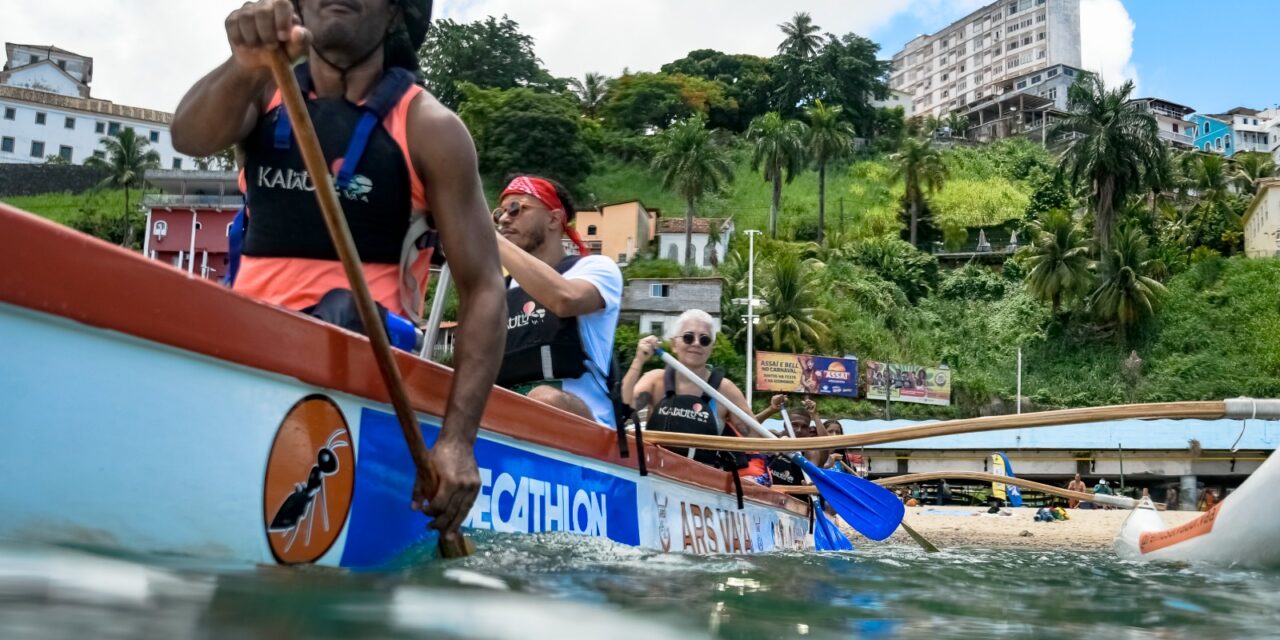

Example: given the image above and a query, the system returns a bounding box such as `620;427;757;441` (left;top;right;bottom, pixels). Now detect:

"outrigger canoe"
1114;447;1280;568
0;204;812;567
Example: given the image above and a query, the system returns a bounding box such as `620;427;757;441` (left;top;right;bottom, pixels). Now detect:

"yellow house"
1243;178;1280;259
573;200;658;264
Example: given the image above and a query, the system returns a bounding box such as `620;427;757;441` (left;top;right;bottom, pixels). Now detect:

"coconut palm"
85;127;161;248
756;250;833;353
568;72;610;118
777;12;823;59
1023;210;1094;315
805;100;856;246
651;116;734;268
1232;151;1277;195
945;112;971;139
1052;73;1163;252
1087;224;1166;343
747;112;809;239
889;132;948;246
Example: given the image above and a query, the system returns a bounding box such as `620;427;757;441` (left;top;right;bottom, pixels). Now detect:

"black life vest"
496;255;592;389
768;454;805;487
645;367;734;467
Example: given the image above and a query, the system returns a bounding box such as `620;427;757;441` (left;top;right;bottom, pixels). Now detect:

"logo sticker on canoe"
263;395;355;564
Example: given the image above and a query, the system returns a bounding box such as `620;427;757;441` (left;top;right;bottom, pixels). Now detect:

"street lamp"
743;229;763;407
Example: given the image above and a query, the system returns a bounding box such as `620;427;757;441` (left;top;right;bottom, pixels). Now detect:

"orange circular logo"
263;396;355;564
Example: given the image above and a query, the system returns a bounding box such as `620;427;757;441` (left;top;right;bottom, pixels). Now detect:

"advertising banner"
754;351;859;398
864;361;952;406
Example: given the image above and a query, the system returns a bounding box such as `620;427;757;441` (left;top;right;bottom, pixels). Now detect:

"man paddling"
171;0;506;538
493;175;623;425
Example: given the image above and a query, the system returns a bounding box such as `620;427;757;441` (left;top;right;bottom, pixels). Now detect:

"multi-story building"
1129;98;1196;149
620;277;724;337
1189;107;1274;157
0;43;193;168
1243;178;1280;259
573;200;657;265
656;217;733;268
890;0;1082;118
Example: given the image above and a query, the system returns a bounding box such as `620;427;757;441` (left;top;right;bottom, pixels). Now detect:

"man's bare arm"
495;235;604;317
172;0;308;157
410;95;506;533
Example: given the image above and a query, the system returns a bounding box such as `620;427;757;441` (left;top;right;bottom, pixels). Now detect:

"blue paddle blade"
813;501;854;551
794;454;904;541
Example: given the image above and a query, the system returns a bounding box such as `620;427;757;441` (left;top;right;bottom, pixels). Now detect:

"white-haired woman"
622;309;776;474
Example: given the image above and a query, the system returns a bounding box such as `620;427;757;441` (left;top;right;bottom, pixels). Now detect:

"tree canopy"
421;16;562;110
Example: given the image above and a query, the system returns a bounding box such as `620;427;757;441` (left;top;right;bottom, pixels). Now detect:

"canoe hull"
1114;448;1280;567
0;301;810;567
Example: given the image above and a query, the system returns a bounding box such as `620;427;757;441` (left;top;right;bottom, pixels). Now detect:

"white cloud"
2;0;1017;111
1079;0;1140;92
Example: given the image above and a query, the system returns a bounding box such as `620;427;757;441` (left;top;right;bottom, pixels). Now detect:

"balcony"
1158;130;1193;146
141;194;244;209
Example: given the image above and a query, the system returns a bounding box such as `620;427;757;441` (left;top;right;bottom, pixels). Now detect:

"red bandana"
500;177;589;256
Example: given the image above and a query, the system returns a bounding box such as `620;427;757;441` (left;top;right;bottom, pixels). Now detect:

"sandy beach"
844;505;1204;551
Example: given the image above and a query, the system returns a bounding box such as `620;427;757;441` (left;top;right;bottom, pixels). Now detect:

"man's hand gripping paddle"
654;348;904;542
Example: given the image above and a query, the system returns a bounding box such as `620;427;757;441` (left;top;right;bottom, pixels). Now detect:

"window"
1047;68;1058;78
1216;138;1223;149
172;158;182;170
1043;88;1057;101
650;321;665;338
95;121;105;134
57;60;66;70
58;145;72;162
35;112;46;125
64;116;75;129
1023;36;1032;45
3;107;13;120
150;131;159;143
108;122;121;136
650;284;671;298
0;137;12;153
1065;68;1076;76
1017;81;1027;89
153;220;168;238
1038;31;1046;41
1031;74;1042;83
1172;123;1179;133
586;224;598;236
92;150;104;159
30;141;44;158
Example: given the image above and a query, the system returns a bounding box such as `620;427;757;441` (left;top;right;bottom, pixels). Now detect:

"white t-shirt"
508;255;622;427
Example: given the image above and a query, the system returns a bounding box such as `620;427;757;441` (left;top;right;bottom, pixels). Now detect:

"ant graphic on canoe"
269;429;350;552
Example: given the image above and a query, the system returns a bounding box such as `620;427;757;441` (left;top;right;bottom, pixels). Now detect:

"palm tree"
757;250;833;353
85;127;161;248
1052;73;1163;252
889;132;948;246
777;12;823;59
568;72;610;118
651;117;734;268
945;112;971;139
1232;151;1277;195
747;112;808;239
1184;153;1241;252
805;100;855;246
1087;224;1167;343
1023;210;1094;315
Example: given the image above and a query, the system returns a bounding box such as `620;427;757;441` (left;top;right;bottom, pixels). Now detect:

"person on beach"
493;175;622;425
171;0;507;539
1067;473;1087;508
624;310;773;470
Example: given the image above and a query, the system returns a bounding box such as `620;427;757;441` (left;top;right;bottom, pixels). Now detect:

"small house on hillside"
656;217;733;267
572;200;658;265
621;277;723;338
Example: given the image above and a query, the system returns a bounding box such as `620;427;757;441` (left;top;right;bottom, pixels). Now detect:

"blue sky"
870;0;1278;114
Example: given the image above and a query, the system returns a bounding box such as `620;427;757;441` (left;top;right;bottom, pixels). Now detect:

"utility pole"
883;362;892;420
744;229;763;408
1016;348;1022;415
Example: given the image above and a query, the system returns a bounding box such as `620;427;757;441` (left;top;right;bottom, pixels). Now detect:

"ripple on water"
0;539;1277;639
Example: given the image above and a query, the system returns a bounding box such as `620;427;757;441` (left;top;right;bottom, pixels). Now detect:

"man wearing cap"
171;0;506;539
494;175;623;426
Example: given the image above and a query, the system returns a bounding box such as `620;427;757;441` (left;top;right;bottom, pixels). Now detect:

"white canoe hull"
1115;449;1280;567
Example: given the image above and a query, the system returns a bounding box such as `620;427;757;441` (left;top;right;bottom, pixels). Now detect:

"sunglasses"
680;332;713;347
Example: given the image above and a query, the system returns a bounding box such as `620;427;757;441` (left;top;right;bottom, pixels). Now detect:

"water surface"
2;535;1276;639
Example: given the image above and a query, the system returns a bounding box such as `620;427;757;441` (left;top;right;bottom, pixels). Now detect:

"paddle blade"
813;502;854;551
796;455;904;541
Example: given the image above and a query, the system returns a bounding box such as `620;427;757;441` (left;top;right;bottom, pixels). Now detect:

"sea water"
1;534;1277;639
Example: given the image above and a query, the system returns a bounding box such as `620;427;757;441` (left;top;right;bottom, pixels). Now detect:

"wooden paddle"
267;49;472;559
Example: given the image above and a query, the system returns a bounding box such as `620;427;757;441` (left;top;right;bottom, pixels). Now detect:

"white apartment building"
1227;107;1272;155
0;43;193;168
890;0;1082;118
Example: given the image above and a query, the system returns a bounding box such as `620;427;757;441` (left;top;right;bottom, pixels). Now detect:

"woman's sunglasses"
680;332;713;347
